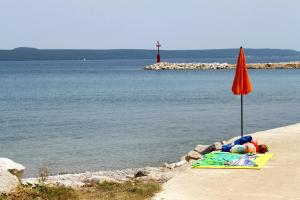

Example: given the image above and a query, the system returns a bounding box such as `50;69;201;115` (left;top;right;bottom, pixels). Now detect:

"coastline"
20;123;299;192
21;167;176;188
154;123;300;200
144;61;300;70
1;122;299;198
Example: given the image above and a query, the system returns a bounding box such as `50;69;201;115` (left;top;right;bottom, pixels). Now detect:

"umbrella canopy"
232;47;252;137
232;47;252;95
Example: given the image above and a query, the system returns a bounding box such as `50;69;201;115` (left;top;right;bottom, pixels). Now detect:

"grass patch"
79;181;161;200
0;181;161;200
0;184;78;200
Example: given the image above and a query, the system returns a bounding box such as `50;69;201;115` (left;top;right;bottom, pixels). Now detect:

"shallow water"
0;58;300;177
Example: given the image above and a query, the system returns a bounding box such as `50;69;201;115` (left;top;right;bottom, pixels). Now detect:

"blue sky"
0;0;299;50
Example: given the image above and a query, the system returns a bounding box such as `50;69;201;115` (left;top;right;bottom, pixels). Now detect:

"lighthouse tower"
156;41;161;63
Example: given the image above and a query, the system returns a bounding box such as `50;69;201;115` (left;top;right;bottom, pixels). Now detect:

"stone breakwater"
144;61;300;70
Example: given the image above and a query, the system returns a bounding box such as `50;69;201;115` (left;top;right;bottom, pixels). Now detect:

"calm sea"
1;58;300;177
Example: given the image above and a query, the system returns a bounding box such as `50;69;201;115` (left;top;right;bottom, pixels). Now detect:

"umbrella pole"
241;94;244;137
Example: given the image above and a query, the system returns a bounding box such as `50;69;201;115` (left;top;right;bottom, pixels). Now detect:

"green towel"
192;152;243;167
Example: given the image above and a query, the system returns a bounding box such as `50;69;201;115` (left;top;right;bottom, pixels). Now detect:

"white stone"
0;169;19;194
21;178;39;186
89;176;118;184
164;162;176;169
54;180;85;188
0;158;25;179
175;160;187;167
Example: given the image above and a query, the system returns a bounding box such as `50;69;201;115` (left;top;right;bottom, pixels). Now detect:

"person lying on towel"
222;136;268;154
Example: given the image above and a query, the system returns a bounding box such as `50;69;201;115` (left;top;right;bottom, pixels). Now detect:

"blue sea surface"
0;58;300;177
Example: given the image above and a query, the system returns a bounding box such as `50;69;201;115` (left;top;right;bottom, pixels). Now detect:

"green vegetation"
79;181;161;200
0;184;78;200
0;181;161;200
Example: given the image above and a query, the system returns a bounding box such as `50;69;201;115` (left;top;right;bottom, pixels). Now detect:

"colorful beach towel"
192;152;273;169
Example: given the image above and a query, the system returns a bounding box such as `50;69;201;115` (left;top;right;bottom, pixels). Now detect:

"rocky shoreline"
144;61;300;70
0;139;225;193
21;167;174;188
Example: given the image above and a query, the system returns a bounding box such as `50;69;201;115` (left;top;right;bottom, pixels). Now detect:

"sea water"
0;58;300;177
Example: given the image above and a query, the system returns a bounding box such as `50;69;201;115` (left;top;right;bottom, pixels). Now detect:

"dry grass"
0;181;161;200
0;184;78;200
38;163;50;182
79;181;161;200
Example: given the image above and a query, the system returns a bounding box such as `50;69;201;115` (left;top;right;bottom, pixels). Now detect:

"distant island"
0;47;300;61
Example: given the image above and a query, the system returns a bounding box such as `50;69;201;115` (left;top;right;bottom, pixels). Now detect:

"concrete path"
154;123;300;200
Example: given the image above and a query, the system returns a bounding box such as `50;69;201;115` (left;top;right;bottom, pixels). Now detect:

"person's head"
258;144;268;153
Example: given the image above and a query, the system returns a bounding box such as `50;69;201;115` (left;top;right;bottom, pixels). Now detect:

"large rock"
194;142;223;155
0;158;25;179
194;144;215;154
134;170;149;178
194;145;209;154
0;169;19;194
213;142;223;151
186;150;201;161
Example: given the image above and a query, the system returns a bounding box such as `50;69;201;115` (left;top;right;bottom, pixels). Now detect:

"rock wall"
144;62;300;70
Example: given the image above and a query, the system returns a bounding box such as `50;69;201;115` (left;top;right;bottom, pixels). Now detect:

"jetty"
154;123;300;200
144;61;300;70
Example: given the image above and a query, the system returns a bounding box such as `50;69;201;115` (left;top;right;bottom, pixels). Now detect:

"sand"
154;123;300;200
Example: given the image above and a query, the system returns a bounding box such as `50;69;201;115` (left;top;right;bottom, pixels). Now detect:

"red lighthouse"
156;41;161;63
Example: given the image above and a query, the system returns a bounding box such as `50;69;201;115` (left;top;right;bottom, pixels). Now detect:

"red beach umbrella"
232;47;252;137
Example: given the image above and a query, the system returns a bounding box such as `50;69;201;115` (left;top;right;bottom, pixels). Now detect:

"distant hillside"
0;48;299;61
